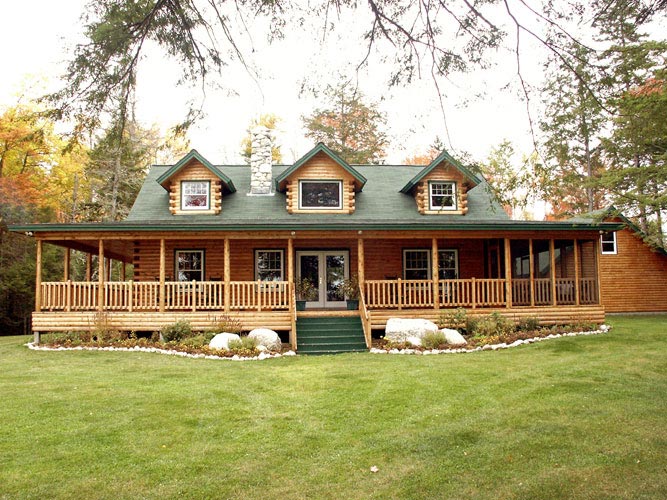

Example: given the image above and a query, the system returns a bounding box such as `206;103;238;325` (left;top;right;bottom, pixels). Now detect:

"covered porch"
30;229;605;349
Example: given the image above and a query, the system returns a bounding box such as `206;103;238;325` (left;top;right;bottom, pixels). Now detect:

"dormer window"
299;180;342;210
181;181;210;210
429;181;456;211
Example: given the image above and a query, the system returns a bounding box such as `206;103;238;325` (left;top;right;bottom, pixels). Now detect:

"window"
403;249;431;279
438;249;459;279
429;181;457;211
299;180;342;209
175;250;204;281
181;181;210;210
255;250;284;281
601;232;617;254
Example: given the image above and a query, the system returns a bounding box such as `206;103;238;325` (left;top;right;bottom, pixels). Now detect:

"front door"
296;251;349;308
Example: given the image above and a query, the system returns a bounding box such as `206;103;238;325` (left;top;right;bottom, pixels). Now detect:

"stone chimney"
249;125;273;195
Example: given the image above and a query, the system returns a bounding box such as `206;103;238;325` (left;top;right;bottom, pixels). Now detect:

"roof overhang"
400;149;482;193
155;149;236;193
274;143;367;192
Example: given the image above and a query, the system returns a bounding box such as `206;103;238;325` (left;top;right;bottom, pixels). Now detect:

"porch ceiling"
45;238;133;263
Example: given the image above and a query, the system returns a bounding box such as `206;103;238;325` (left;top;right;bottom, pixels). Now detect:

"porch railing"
40;280;291;312
364;277;599;309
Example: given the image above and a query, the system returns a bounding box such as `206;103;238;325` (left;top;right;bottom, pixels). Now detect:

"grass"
1;315;666;500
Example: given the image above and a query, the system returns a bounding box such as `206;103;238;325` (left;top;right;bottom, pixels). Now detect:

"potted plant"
295;278;317;311
341;274;360;310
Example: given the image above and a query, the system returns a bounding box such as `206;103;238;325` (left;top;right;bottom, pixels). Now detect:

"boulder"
209;332;240;350
248;328;282;351
385;318;439;343
440;328;467;346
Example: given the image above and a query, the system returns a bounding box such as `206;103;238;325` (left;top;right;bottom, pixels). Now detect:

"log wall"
414;162;470;215
168;161;223;215
599;228;667;312
284;151;357;214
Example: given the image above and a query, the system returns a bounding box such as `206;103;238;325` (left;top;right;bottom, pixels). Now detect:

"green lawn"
1;316;666;500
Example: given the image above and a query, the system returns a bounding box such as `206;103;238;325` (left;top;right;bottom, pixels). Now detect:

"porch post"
504;238;512;308
431;238;439;310
85;253;92;281
35;239;42;313
63;248;71;281
288;237;295;350
224;237;230;312
357;237;365;290
574;239;580;305
594;235;602;306
529;239;535;307
121;262;127;281
550;239;557;306
98;240;105;312
159;239;166;313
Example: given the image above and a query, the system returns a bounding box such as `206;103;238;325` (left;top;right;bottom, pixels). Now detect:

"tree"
403;137;444;165
240;114;282;164
86;113;155;221
600;76;667;249
48;1;667;138
303;81;388;164
539;43;607;217
479;140;538;219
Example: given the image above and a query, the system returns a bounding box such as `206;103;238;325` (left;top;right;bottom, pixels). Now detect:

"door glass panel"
300;255;320;303
326;254;345;302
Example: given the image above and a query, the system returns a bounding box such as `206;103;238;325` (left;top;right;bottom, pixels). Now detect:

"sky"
0;0;555;167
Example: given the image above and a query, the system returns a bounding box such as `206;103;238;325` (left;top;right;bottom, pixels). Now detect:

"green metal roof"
274;143;367;192
9;162;623;235
400;149;482;194
155;149;236;193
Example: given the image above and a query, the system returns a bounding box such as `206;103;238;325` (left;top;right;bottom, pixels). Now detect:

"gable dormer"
156;150;236;215
275;143;366;214
400;150;481;215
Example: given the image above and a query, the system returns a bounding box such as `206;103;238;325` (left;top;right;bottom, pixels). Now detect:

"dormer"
275;143;366;214
400;150;481;215
156;150;236;215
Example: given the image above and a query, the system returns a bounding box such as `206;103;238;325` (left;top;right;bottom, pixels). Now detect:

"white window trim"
600;232;617;255
438;249;459;279
298;180;343;210
403;249;431;280
175;249;205;282
181;180;211;211
428;181;457;211
254;249;285;281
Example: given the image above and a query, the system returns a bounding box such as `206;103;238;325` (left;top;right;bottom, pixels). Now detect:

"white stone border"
26;343;296;361
370;324;611;355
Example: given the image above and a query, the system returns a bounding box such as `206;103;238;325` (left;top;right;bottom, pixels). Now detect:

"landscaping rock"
209;333;240;350
248;328;282;351
440;327;467;346
385;318;439;343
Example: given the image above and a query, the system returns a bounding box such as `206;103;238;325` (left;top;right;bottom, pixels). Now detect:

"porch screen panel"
578;240;599;304
532;240;552;305
554;240;576;304
510;240;530;305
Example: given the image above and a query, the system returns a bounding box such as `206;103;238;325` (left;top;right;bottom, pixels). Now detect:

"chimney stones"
249;126;273;195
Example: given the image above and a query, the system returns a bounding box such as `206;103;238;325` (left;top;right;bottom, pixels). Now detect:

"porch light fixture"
291;231;296;236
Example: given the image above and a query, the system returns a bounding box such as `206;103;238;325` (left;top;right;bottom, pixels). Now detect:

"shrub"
180;335;210;348
161;320;193;343
517;316;540;332
438;307;467;329
212;315;243;334
470;312;515;338
228;336;259;356
421;330;448;349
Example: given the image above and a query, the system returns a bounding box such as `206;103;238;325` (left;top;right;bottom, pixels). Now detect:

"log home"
11;128;631;352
